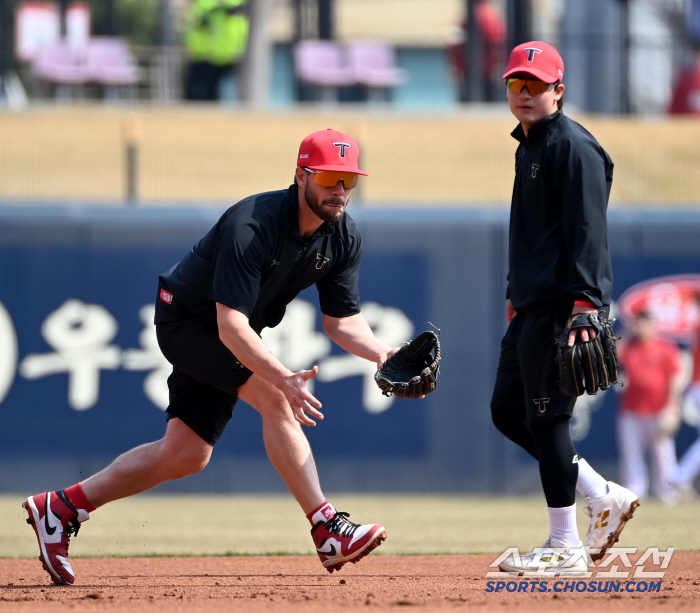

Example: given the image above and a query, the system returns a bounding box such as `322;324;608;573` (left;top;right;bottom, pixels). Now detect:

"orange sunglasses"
506;78;556;96
305;168;359;189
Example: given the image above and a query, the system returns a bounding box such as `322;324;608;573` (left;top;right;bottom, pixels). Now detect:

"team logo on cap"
333;142;351;158
523;47;542;62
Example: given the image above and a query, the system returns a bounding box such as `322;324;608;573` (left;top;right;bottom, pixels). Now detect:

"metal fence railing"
0;107;698;206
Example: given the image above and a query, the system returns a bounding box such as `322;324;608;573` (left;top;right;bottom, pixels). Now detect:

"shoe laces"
324;512;358;538
539;537;578;562
518;538;561;563
54;491;82;540
48;512;81;558
66;516;82;539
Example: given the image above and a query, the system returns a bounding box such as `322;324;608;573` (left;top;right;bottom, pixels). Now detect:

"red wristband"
574;300;596;308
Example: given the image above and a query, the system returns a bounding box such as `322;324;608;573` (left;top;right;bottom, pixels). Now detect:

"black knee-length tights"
492;406;579;508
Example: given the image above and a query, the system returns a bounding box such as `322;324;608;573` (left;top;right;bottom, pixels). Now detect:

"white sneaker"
498;536;590;577
584;481;640;561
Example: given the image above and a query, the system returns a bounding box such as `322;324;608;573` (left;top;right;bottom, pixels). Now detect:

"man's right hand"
280;366;324;427
567;304;598;347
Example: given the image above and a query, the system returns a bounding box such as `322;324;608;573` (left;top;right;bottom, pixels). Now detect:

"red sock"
63;482;96;513
306;501;335;526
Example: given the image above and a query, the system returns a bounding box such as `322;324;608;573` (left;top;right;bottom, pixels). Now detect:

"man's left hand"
376;346;400;368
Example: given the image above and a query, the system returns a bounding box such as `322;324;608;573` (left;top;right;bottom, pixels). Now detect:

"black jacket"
507;110;614;313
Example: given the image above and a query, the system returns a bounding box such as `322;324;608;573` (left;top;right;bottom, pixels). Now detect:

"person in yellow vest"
184;0;250;101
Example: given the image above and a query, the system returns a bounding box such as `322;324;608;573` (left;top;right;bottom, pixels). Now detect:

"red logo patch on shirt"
160;289;173;304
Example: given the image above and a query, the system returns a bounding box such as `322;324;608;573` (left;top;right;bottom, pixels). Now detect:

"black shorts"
490;308;576;424
156;318;254;445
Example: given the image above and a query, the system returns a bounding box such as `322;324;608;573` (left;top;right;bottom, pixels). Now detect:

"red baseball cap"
297;129;368;175
503;41;564;83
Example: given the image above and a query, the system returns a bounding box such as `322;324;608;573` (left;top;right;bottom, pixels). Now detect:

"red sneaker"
23;491;90;585
311;511;386;573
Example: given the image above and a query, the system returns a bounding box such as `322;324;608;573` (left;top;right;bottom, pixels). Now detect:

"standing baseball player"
23;129;396;585
617;312;683;504
673;292;700;498
492;42;639;574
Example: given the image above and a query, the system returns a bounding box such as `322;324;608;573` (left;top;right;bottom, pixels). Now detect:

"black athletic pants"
490;308;579;508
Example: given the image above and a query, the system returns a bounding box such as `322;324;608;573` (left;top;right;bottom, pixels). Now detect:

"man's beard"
305;183;347;223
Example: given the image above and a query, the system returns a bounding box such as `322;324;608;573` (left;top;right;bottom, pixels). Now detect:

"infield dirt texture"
2;552;699;612
1;495;699;611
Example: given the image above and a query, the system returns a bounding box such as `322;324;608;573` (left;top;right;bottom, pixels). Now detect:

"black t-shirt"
155;185;362;333
507;111;614;312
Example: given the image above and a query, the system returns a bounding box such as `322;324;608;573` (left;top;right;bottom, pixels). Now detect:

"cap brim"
503;67;559;83
305;164;368;176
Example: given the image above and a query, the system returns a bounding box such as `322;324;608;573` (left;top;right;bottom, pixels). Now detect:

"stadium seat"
293;40;355;102
31;38;141;101
31;42;87;84
347;41;408;101
85;37;141;100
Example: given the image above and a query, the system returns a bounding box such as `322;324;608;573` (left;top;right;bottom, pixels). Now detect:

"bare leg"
238;374;325;515
81;418;213;508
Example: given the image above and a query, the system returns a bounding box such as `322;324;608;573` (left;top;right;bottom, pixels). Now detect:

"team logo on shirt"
315;253;330;269
532;397;550;413
159;289;173;304
333;142;350;158
531;164;539;178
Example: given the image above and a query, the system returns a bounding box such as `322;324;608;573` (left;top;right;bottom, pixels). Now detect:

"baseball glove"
557;312;619;396
375;330;441;399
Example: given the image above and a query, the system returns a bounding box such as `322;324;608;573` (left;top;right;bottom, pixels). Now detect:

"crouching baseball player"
492;42;639;576
23;129;397;585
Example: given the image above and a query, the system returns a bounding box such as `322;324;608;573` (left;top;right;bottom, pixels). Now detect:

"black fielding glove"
374;330;441;399
557;312;619;396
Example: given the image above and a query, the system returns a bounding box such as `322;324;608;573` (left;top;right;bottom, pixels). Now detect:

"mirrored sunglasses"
305;168;359;189
506;78;554;96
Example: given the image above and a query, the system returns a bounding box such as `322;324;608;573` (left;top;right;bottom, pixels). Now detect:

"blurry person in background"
617;311;684;505
672;292;700;499
668;48;700;115
668;0;700;114
184;0;249;101
447;0;507;102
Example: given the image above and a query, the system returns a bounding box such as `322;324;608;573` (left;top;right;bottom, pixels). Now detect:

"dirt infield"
1;552;698;612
